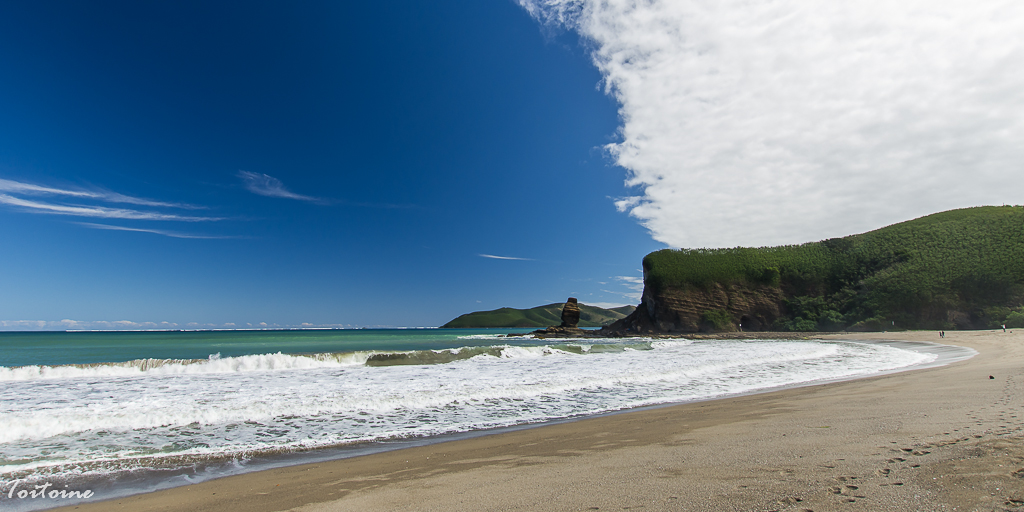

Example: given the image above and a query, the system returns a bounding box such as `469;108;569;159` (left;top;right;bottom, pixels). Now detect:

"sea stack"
526;297;592;338
560;297;580;328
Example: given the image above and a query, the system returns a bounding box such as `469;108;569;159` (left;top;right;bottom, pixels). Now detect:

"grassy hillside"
643;206;1024;331
442;303;636;328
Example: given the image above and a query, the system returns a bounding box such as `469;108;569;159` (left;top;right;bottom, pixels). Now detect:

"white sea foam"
0;339;937;486
0;343;646;382
0;352;374;381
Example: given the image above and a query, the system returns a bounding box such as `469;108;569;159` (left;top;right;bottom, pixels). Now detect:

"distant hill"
608;206;1024;333
442;303;636;328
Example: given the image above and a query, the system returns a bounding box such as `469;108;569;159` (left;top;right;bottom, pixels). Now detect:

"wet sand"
51;330;1024;512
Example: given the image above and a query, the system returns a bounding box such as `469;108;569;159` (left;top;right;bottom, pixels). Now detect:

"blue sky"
4;0;1023;330
0;0;660;329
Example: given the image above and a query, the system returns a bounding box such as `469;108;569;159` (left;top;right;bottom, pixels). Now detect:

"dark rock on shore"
526;298;600;338
560;298;580;328
528;325;594;338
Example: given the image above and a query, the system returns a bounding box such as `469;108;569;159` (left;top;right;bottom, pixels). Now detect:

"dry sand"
52;330;1024;512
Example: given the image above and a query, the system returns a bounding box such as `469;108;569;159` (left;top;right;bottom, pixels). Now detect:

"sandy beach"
50;330;1024;512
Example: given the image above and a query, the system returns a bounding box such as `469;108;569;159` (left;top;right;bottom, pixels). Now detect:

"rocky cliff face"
602;279;785;335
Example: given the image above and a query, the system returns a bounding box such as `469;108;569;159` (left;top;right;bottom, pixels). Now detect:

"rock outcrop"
559;298;580;327
522;286;785;337
528;297;594;338
601;280;785;335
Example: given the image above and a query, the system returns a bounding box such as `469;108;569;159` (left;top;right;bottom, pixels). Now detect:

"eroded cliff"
602;280;784;335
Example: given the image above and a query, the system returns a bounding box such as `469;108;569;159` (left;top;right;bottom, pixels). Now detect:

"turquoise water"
0;328;537;367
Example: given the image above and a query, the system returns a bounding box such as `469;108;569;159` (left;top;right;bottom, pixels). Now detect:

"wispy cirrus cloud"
76;223;238;239
0;176;226;239
520;0;1024;248
238;171;322;202
600;275;644;302
334;199;417;209
479;253;534;261
0;194;219;221
0;177;202;209
586;301;633;309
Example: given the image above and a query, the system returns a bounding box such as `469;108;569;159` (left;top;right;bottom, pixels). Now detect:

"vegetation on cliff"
642;206;1024;331
442;303;635;328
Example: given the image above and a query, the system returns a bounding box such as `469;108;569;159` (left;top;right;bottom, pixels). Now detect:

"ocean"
0;329;968;510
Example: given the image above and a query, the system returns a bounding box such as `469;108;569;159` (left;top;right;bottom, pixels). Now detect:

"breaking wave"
0;341;661;381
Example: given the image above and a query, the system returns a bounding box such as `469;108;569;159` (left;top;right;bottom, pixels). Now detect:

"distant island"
442;302;635;328
604;206;1024;334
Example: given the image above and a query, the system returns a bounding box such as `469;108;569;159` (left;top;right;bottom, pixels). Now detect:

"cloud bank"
0;319;182;331
520;0;1024;248
0;319;363;331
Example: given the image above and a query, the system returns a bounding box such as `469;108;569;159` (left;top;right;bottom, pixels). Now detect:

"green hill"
642;206;1024;331
442;303;636;328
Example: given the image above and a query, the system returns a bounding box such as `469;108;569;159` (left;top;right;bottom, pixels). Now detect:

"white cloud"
614;275;643;290
238;171;321;202
603;275;644;302
478;253;534;261
0;319;365;331
77;222;235;239
520;0;1024;247
0;319;181;331
0;178;201;209
0;320;47;329
0;194;219;221
585;301;633;309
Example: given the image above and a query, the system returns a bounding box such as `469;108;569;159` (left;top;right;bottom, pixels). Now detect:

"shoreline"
4;335;958;507
36;330;1024;511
